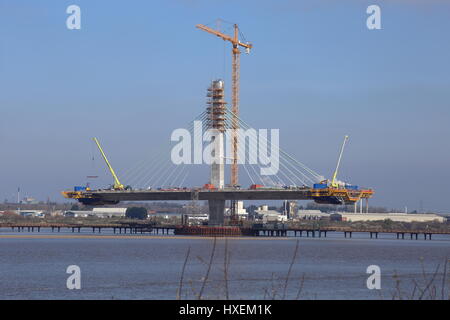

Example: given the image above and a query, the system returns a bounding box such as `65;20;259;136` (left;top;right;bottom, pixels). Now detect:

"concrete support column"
210;131;225;189
208;199;225;225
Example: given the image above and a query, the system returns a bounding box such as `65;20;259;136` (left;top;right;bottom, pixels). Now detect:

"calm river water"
0;229;449;300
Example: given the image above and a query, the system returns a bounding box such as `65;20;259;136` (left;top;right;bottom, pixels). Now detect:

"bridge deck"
62;186;374;206
78;189;313;201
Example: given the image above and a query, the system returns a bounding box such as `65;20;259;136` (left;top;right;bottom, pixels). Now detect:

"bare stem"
198;237;217;300
282;240;300;300
176;246;191;300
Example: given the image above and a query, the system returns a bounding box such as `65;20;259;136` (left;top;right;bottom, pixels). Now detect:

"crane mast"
93;137;124;190
331;135;349;188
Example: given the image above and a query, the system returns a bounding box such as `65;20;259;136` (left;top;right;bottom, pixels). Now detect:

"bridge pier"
208;199;225;226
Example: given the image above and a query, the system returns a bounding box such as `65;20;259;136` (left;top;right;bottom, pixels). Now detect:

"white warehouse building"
337;212;446;223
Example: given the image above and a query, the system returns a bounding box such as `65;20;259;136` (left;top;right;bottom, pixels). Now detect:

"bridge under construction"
62;20;374;227
62;187;374;225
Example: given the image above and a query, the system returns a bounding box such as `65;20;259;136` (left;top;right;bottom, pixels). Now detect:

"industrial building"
225;201;248;219
335;212;446;223
92;207;127;217
296;210;330;220
64;208;127;218
64;211;90;218
255;205;288;223
16;210;45;218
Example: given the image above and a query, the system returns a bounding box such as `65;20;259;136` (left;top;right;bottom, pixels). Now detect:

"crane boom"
195;24;253;49
331;135;349;188
93;137;124;190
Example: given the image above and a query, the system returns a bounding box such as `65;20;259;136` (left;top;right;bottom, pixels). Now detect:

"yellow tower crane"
93;137;124;190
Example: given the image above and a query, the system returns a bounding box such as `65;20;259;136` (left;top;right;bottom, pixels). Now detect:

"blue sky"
1;0;449;212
